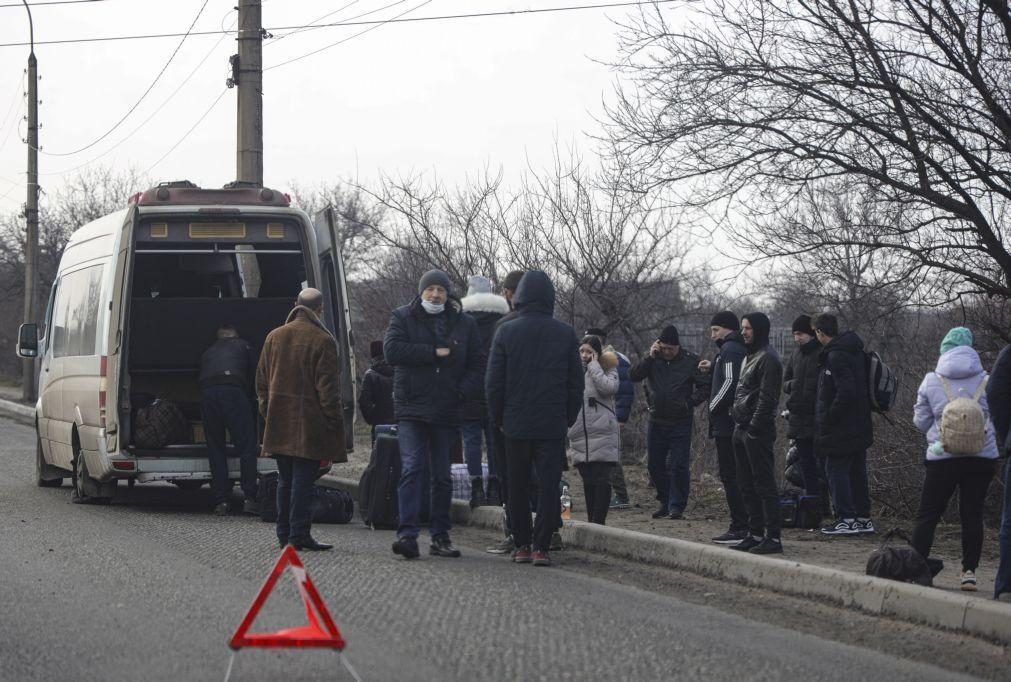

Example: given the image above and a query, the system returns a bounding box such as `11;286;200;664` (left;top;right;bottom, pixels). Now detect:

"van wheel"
36;437;63;488
72;446;112;505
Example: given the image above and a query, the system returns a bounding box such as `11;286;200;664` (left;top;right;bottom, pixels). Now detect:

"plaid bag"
134;399;192;449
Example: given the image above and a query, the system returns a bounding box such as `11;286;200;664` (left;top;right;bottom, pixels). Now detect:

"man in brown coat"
256;288;346;551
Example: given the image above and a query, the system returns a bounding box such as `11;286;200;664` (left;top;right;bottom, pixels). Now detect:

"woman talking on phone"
568;335;621;525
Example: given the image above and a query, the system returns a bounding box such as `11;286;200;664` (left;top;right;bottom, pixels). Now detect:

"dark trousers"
911;458;995;571
825;450;870;519
577;461;615;525
505;438;563;552
733;427;781;538
609;462;629;500
275;455;318;544
463;418;497;478
647;421;692;514
714;435;748;532
996;459;1011;598
795;437;823;496
200;385;258;503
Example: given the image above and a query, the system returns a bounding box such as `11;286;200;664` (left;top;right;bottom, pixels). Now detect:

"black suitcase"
359;433;401;530
312;485;355;524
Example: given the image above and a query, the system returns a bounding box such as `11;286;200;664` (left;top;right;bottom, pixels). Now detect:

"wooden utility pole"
235;0;263;186
22;0;39;403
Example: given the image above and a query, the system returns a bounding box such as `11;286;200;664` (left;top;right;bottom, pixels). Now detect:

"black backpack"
865;351;897;413
866;529;932;586
311;485;355;524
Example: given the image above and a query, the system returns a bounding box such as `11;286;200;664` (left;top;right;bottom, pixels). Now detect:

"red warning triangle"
229;545;346;651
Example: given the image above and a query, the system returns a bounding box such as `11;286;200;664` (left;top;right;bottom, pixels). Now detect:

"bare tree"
288;181;386;277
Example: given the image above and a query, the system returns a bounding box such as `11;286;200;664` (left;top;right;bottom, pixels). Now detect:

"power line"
0;1;677;48
40;0;211;156
269;0;362;42
0;0;108;8
142;87;227;176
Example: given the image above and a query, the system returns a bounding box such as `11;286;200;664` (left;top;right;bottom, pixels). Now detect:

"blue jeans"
275;455;318;544
996;459;1011;599
647;421;692;514
462;418;497;479
200;385;258;503
397;421;456;540
825;450;870;519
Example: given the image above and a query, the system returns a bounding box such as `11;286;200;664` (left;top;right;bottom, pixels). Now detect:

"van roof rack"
131;183;290;208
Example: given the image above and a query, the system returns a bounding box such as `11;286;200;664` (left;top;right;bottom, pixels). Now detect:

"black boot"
469;477;486;509
485;476;502;506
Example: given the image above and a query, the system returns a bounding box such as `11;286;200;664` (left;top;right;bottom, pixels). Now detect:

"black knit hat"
418;269;452;294
659;325;680;345
369;340;384;359
709;310;738;331
792;314;814;335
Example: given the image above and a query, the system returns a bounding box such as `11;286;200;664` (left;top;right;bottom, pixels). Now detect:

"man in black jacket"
385;270;482;560
784;315;823;497
199;324;258;516
730;312;784;555
358;340;394;444
988;344;1011;600
701;311;749;543
813;313;875;536
486;270;584;567
631;325;708;520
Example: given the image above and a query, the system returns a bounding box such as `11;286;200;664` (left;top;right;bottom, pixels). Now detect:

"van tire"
36;436;63;488
72;445;113;505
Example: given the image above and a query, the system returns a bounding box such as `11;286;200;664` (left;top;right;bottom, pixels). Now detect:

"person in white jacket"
568;335;621;525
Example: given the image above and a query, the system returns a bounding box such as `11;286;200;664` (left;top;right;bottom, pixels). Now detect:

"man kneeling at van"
200;324;259;515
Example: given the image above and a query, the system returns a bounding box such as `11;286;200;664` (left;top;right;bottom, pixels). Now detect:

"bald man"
256;288;347;552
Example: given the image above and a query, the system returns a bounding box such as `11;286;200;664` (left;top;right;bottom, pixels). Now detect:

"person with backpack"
358;340;394;444
911;327;999;592
812;313;876;537
987;342;1011;601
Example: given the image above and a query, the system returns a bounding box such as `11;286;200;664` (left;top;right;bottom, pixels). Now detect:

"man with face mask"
385;270;482;561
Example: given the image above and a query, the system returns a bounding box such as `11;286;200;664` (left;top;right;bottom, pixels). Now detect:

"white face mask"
421;300;445;315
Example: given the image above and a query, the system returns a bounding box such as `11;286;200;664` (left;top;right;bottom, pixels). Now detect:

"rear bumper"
97;445;332;483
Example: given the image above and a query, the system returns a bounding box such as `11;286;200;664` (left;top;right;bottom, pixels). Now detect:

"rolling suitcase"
359;432;401;530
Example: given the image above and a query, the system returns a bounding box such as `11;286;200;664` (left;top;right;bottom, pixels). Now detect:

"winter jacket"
383;297;482;426
814;331;874;457
358;358;394;427
199;336;256;390
485;271;585;440
986;343;1011;455
612;350;635;424
783;337;821;439
913;346;999;462
708;331;747;437
631;348;708;426
256;307;346;463
732;348;784;439
568;352;621;465
460;292;510;421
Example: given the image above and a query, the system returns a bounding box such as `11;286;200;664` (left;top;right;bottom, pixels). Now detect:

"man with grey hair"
257;287;347;551
200;323;258;516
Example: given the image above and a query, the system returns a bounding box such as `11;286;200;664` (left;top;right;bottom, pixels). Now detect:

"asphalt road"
0;417;992;681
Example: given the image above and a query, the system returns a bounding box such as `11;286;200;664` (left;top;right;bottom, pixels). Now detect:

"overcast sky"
0;0;660;212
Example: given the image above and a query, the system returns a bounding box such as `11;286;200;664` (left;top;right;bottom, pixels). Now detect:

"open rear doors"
313;207;356;452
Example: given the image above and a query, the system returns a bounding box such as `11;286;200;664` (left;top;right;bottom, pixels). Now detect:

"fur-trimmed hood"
461;292;510;315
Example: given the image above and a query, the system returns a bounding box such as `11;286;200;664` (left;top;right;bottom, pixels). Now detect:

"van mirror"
17;323;39;358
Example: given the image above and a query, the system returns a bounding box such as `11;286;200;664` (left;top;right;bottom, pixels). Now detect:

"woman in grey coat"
568;335;621;525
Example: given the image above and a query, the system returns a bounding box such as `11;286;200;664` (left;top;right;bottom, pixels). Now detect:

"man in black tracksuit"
730;312;784;555
702;311;749;543
486;270;584;566
783;315;823;498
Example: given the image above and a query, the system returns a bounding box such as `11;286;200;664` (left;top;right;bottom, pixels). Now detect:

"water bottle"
560;485;572;521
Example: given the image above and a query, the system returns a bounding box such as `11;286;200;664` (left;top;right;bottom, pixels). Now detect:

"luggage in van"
359;431;401;530
133;399;192;449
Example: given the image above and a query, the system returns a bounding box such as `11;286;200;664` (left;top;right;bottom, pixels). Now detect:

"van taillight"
99;356;108;427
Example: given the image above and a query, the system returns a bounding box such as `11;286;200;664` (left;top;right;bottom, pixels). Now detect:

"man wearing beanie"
729;312;785;554
812;313;875;536
461;274;510;508
358;340;395;444
631;324;709;520
783;314;824;503
385;269;482;560
701;311;749;543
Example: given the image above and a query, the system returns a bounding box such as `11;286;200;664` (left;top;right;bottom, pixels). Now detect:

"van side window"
51;264;105;358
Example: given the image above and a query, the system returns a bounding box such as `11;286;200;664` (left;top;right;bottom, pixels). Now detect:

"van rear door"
312;207;356;452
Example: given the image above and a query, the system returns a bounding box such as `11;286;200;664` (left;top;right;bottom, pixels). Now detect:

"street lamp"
21;0;40;403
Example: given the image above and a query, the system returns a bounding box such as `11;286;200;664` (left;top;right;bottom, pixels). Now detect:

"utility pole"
22;0;38;403
235;0;263;186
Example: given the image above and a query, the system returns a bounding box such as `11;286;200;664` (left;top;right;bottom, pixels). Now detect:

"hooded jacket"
568;352;621;464
460;291;510;420
708;330;747;437
358;356;394;427
485;271;585;440
256;306;346;462
783;336;821;439
913;345;998;462
630;346;708;425
986;343;1011;454
732;314;783;438
815;330;874;457
383;296;482;425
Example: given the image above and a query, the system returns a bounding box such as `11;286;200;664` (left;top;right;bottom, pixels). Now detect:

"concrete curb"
0;396;36;424
328;476;1011;645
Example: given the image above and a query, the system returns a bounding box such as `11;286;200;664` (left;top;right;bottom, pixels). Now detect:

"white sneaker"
854;518;876;534
961;570;978;592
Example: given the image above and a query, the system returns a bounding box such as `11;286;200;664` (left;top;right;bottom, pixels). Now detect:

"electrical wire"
0;0;108;8
0;1;678;47
40;0;211;156
0;72;26;156
268;0;361;42
141;87;227;176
